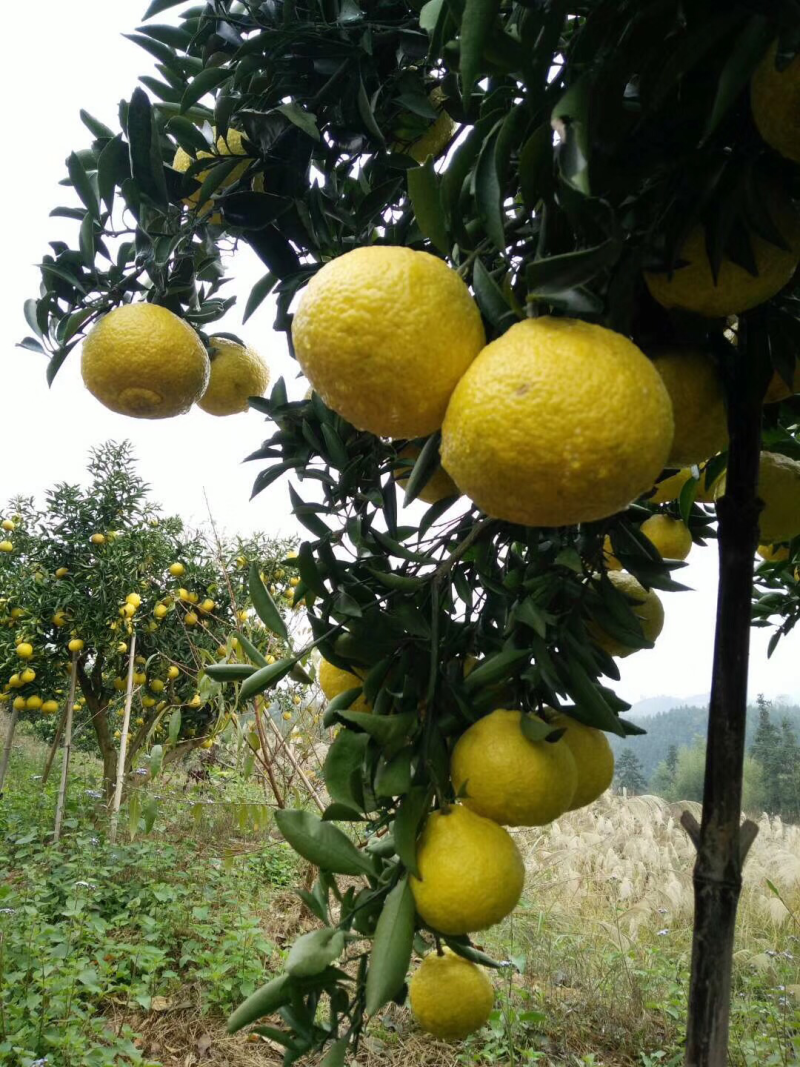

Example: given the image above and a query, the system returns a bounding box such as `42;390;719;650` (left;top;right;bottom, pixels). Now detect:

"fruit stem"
683;310;768;1066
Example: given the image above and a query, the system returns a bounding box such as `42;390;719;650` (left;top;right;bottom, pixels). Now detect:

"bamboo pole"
0;706;20;795
53;655;79;844
41;702;69;786
109;632;137;844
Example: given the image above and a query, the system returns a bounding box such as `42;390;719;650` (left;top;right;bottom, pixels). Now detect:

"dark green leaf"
244;272;277;323
336;711;417;749
393;786;430;877
277;102;320;140
519;124;551;210
364;877;415;1015
321;1038;349;1067
97;135;129;212
227;975;291;1033
701;15;772;144
80;110;115;140
519;714;559;742
24;299;43;339
374;748;413;797
473;258;515;329
464;648;530;692
240;658;295;700
127;88;169;209
323;729;368;811
181;67;233;113
408;158;449;255
443;937;512;968
142;0;186;17
167;115;210;154
274;809;376;876
204;663;257;681
66;152;100;220
475;125;505;251
236;631;268;668
460;0;501;102
526;240;621;294
168;708;182;745
249;562;289;641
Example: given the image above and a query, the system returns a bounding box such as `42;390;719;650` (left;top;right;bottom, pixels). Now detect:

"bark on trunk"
683;314;767;1066
77;661;116;799
0;708;20;795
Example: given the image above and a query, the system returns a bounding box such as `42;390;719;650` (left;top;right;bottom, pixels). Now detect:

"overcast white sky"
1;0;797;709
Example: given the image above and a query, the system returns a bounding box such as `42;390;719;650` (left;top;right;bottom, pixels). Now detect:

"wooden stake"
53;655;79;844
109;631;137;844
684;314;765;1066
0;706;20;795
41;703;69;786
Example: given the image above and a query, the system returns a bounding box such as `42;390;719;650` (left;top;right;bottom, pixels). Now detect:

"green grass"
2;723;800;1067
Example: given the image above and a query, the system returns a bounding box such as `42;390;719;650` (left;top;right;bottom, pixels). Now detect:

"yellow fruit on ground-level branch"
410;805;524;934
21;668;36;684
81;303;210;419
549;714;615;810
441;317;674;527
757;544;790;563
394;444;460;505
451;710;577;826
42;700;59;714
184;611;199;626
318;658;371;712
751;43;800;163
13;697;25;710
197;337;270;416
651;349;728;466
113;677;126;691
409;951;494;1040
640;514;693;561
589;571;665;658
291;246;486;437
26;695;42;710
644;190;800;317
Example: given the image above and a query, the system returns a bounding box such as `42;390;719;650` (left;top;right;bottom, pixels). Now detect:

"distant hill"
629;694;709;718
612;702;800;781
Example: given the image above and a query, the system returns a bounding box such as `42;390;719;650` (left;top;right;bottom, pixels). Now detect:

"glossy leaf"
66;152;100;221
364;877;415;1015
286;928;345;977
239;658;295;700
227;975;291;1033
249;562;289;640
274;809;376;876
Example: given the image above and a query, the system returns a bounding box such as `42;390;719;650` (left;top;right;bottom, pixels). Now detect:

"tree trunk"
683;315;766;1066
0;708;20;795
78;661;116;799
41;703;69;786
110;633;137;845
53;657;79;844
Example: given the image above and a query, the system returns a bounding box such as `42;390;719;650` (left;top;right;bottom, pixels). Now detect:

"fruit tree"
0;441;297;797
24;2;800;1065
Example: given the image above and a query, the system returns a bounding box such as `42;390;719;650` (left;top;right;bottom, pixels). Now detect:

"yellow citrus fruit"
201;739;213;749
590;571;665;658
648;468;694;504
42;700;59;714
16;643;33;659
757;452;800;542
651;350;728;466
197;337;270;416
150;679;165;693
116;641;128;654
640;514;693;561
10;608;24;619
282;710;292;721
200;598;215;613
82;304;210;419
394;445;459;505
0;541;13;552
154;604;168;619
90;533;106;545
133;672;147;686
167;665;180;680
13;696;25;710
751;43;800;163
125;592;142;608
757;543;790;562
55;566;69;578
644;192;800;317
169;562;185;577
318;658;370;712
172;128;250;218
187;592;199;604
549;714;614;810
141;697;156;709
1;519;13;531
178;588;191;602
694;461;725;504
189;693;201;707
52;611;67;627
451;709;577;826
441;317;673;527
603;535;622;571
8;674;22;688
21;668;36;684
113;677;126;691
409;951;494;1041
410;805;524;934
121;603;136;618
26;695;42;710
292;246;485;437
184;611;199;626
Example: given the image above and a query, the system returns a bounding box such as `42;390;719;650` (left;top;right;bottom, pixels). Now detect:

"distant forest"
610;698;800;819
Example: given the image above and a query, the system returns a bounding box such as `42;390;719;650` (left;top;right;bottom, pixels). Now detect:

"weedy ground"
1;718;799;1067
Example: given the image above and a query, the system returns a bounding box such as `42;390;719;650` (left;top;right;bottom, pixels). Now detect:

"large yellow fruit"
756;452;800;542
0;541;13;552
651;350;728;466
169;562;185;577
172;128;250;218
590;571;665;658
394;445;459;505
82;304;210;419
451;709;577;826
291;247;485;437
751;43;800;163
410;805;524;934
197;337;270;416
549;714;614;810
26;695;43;710
21;668;36;684
13;696;26;711
640;514;693;561
648;468;693;504
16;642;33;659
441;317;673;527
317;658;370;712
42;700;59;714
757;543;790;563
644;193;800;318
409;951;494;1040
